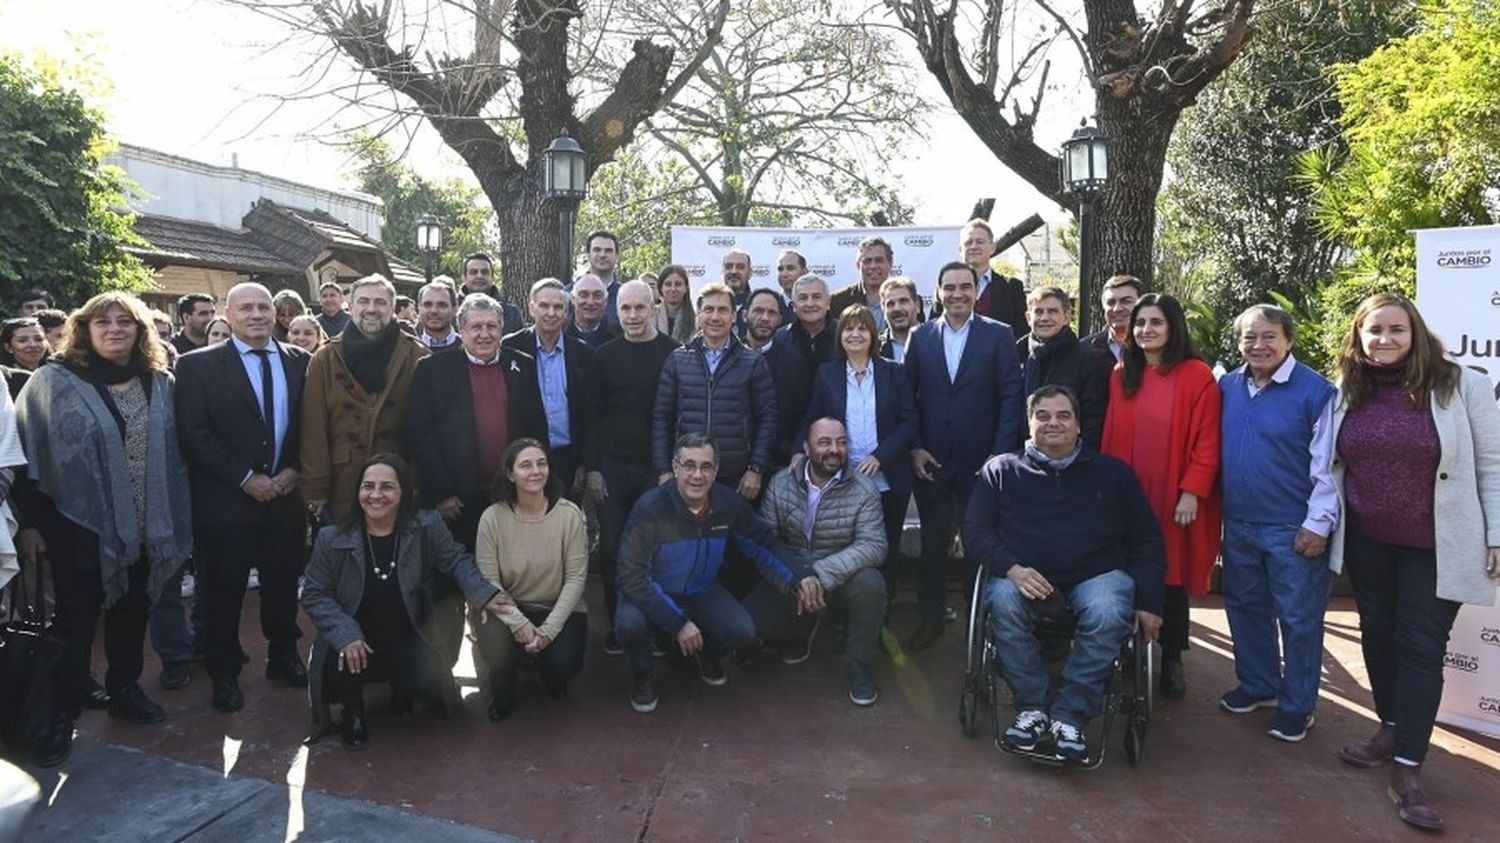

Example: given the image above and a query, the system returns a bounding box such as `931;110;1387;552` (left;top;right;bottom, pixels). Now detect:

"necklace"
365;531;399;582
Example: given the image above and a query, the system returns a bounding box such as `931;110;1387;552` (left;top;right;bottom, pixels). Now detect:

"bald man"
175;283;312;713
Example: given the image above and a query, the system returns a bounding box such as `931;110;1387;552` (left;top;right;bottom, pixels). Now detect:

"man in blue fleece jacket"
616;433;820;713
963;385;1165;762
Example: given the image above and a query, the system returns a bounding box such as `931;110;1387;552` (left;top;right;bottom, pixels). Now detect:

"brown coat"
299;332;428;521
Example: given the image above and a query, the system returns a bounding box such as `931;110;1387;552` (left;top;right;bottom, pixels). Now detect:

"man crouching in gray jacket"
748;417;888;706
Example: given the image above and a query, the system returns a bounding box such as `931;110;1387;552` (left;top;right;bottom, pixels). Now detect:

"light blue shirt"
939;313;974;383
231;336;290;470
884;336;907;364
536;335;571;448
1244;353;1339;537
703;340;729;376
845;364;888;492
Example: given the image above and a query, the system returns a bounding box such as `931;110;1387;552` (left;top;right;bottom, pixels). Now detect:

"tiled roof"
127;216;303;275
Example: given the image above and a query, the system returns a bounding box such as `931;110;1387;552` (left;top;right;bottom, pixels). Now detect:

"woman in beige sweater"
473;438;589;721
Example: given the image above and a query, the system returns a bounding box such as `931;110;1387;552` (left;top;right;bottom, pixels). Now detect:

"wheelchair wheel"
1124;723;1145;767
959;568;989;737
1136;633;1155;723
959;687;979;737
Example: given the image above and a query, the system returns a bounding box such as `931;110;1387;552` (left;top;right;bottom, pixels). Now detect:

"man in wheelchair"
963;385;1166;762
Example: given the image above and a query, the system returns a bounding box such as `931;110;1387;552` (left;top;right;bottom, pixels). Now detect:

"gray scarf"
1024;440;1082;471
15;362;192;606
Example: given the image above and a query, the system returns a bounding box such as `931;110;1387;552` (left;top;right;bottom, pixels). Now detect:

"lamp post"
415;214;444;283
541;130;588;280
1059;120;1110;336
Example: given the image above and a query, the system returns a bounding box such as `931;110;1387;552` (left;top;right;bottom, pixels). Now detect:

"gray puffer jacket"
652;335;778;480
759;455;887;590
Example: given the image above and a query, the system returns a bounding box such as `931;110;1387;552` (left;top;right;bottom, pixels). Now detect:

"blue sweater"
1219;362;1335;525
617;482;804;632
962;449;1166;613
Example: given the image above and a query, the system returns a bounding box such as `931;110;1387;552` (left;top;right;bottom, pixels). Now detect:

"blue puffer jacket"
652;335;778;479
617;482;805;633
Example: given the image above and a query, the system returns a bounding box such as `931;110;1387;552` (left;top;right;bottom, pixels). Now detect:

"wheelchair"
958;568;1153;769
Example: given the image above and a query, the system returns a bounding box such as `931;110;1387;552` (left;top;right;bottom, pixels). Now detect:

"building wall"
139;266;247;316
107;144;386;240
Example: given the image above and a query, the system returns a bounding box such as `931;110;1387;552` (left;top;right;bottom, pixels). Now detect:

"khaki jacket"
299;333;428;521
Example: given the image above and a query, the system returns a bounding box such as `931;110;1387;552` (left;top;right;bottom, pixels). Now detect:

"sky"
1;0;1084;232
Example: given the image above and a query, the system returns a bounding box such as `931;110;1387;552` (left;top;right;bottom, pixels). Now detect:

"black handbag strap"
5;551;48;626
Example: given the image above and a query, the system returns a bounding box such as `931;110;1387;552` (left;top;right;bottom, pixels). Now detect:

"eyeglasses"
674;460;717;476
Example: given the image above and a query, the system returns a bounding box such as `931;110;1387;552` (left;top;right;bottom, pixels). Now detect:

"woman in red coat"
1101;293;1222;700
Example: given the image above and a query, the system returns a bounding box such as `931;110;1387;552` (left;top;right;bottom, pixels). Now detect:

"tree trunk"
1093;100;1178;292
490;165;563;302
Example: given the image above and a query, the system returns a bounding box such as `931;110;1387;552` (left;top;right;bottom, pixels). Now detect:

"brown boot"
1388;764;1443;831
1339;723;1395;768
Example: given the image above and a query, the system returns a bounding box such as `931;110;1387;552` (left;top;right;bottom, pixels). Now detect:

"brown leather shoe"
1339;723;1395;768
1388;764;1443;831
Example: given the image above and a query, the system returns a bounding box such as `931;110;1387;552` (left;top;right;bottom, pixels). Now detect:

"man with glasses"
614;433;816;713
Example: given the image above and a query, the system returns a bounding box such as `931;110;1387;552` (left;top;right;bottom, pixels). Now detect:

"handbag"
0;553;62;756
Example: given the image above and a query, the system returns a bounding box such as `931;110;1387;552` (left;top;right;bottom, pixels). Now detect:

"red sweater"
468;361;509;487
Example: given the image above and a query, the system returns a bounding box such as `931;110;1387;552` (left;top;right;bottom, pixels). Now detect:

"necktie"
251;349;276;471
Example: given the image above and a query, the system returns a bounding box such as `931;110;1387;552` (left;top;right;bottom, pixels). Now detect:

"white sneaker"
1004;709;1049;751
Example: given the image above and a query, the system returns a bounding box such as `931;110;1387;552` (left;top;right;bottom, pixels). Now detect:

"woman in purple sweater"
1329;293;1500;832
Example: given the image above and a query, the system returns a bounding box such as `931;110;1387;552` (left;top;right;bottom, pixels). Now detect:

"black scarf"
340;321;400;394
73;354;146;386
1024;326;1078;396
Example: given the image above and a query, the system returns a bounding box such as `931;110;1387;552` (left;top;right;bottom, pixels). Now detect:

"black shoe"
1160;656;1187;701
487;695;513;722
602;631;624;656
159;662;192;691
34;715;76;768
266;650;309;688
340;701;369;749
699;654;728;687
630;671;658;713
80;676;110;710
211;676;245;713
107;684;166;724
907;623;944;653
389;691;415;716
543;678;569;699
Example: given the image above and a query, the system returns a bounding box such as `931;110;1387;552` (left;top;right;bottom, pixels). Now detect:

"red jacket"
1101;359;1222;595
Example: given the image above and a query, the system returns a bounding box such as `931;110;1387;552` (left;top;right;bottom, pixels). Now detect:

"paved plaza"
16;589;1500;841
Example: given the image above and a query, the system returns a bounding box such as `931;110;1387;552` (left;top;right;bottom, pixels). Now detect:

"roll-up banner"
670;225;962;304
1416;224;1500;739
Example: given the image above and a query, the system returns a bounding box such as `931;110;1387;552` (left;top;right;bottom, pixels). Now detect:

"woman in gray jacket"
1329;292;1500;831
301;454;511;748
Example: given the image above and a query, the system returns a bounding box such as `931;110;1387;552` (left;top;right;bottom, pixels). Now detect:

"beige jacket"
1330;367;1500;605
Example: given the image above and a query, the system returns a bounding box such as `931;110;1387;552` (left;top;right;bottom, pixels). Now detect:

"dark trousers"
149;561;206;666
1161;585;1191;656
48;520;150;719
199;503;307;678
321;634;447;708
615;585;756;675
745;568;887;666
443;488;493;555
597;458;657;624
1345;526;1461;763
473;608;587;705
879;488;909;599
913;472;975;625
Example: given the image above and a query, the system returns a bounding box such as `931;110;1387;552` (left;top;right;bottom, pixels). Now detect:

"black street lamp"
541;130;588;280
1059;119;1110;336
415;214;444;282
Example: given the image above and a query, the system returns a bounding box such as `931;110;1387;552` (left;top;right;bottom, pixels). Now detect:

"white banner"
1415;224;1500;739
670;225;962;303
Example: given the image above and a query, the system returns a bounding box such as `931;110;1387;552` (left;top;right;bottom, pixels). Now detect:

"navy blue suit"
803;358;918;593
904;314;1025;626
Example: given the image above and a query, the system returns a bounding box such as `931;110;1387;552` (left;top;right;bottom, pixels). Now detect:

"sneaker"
847;663;879;706
1267;710;1316;743
943;606;959;623
179;573;195;599
602;631;624;656
651;637;670;658
630;672;658;713
1003;709;1050;751
246;568;260;590
699;654;728;686
781;615;821;665
1050;719;1088;763
1219;687;1277;714
158;662;192;691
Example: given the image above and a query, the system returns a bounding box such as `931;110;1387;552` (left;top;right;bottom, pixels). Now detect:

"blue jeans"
987;569;1133;728
615;584;756;675
1221;519;1332;716
150;563;204;666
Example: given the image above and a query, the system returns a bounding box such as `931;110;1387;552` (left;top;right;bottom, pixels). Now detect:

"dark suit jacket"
928;271;1026;332
1081;329;1123;362
175;339;309;529
802;357;919;498
500;327;604;470
829;282;879;323
1015;329;1114;450
403;345;547;506
905;314;1025;483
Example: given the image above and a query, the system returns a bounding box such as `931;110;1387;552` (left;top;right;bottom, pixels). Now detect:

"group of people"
1;222;1495;833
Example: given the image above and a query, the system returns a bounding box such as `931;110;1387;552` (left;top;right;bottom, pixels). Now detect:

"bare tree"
608;0;926;226
231;0;728;300
886;0;1255;318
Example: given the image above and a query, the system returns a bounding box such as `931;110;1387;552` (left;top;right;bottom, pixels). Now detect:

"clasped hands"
242;468;299;503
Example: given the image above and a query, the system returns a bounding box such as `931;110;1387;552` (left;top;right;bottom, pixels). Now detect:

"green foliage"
345;133;497;280
1158;0;1410;372
0;51;151;312
575;147;720;277
1299;0;1499;365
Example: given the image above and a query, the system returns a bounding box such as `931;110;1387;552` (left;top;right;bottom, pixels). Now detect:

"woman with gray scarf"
15;292;193;768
